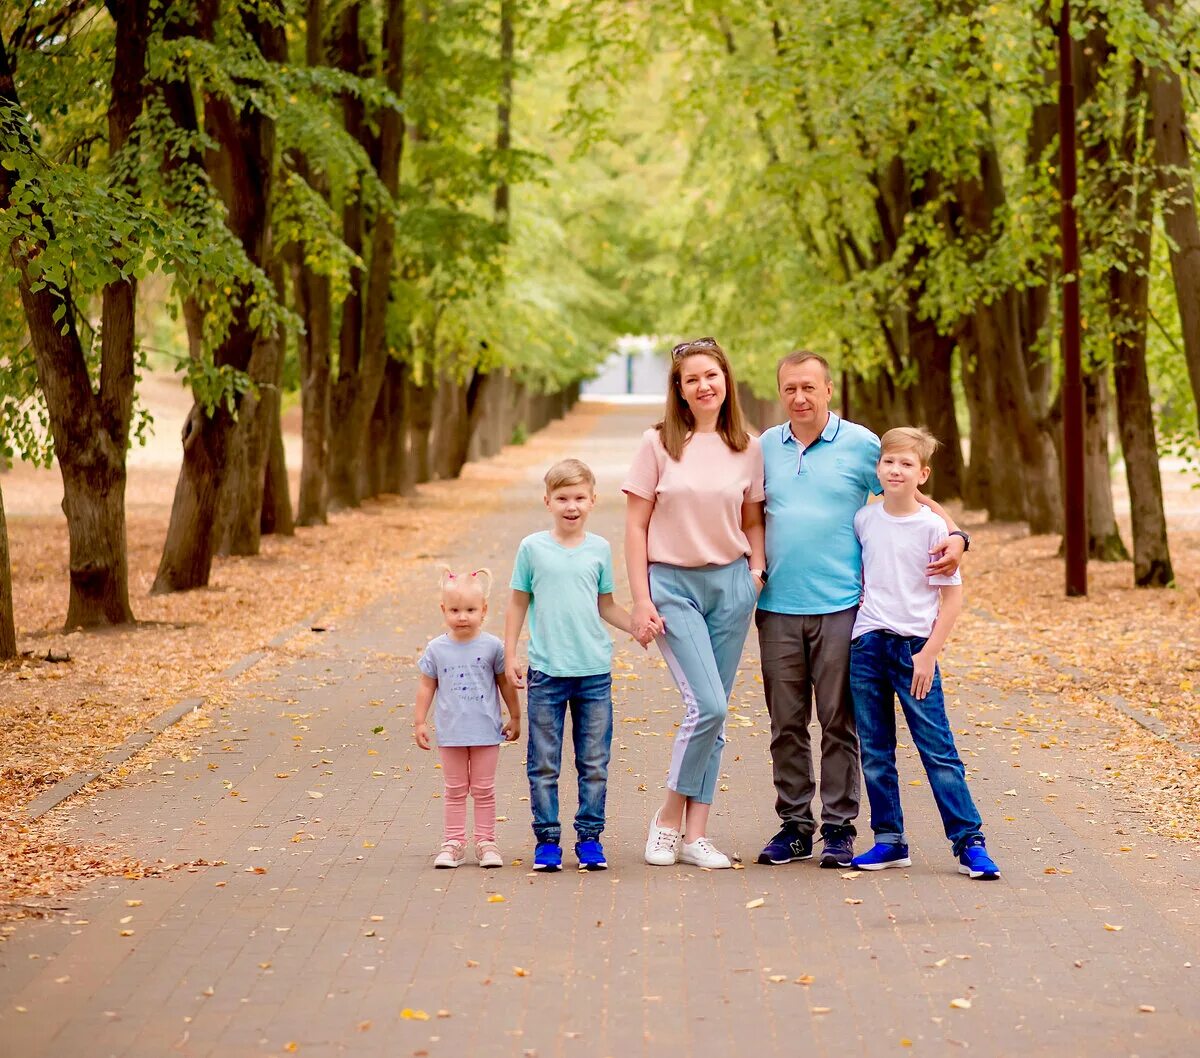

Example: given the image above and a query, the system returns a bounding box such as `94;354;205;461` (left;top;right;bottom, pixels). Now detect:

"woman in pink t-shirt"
622;337;766;869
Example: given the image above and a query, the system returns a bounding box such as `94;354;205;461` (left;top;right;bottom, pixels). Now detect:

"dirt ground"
3;376;1200;917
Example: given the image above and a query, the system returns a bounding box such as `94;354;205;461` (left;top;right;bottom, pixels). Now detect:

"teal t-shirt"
510;531;615;677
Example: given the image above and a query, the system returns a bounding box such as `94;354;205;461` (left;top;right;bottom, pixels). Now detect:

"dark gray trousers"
755;607;860;835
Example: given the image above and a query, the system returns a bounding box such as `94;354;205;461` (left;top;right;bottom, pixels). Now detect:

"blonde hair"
880;426;940;468
657;338;750;461
437;565;493;600
544;458;595;493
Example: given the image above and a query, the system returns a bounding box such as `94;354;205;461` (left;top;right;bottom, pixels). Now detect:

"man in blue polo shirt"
755;351;966;868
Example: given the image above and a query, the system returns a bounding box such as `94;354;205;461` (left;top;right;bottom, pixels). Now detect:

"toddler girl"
414;567;521;868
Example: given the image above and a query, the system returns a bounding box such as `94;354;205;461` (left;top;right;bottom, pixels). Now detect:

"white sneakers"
679;836;732;870
645;811;682;865
645;812;732;869
434;841;466;868
476;841;503;868
435;840;503;868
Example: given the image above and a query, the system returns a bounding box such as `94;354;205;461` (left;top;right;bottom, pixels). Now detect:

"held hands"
632;600;664;645
926;534;965;578
910;649;937;700
505;658;526;690
502;714;521;742
413;720;432;750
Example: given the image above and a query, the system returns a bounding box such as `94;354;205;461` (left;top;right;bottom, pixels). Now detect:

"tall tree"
0;479;15;660
1145;0;1200;432
0;4;150;627
327;0;406;508
153;0;287;592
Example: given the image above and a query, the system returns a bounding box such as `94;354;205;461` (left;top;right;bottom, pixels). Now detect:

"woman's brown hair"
656;337;751;461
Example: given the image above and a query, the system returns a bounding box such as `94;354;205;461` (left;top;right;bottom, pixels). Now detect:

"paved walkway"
3;405;1200;1058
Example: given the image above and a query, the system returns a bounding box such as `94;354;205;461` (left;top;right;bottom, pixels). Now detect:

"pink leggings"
439;745;500;844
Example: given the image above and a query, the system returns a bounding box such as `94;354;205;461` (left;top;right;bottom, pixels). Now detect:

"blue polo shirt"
757;413;882;616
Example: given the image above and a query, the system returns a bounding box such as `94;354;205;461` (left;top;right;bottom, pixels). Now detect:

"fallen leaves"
487;894;505;903
949;998;972;1010
745;897;765;909
1104;923;1124;932
400;1008;430;1021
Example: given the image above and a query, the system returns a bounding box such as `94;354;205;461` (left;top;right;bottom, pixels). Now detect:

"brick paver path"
3;404;1199;1058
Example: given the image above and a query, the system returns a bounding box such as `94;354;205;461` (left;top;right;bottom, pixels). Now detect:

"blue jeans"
849;631;983;855
525;670;613;844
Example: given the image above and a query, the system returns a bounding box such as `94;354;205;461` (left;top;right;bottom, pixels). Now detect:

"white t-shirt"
851;503;961;639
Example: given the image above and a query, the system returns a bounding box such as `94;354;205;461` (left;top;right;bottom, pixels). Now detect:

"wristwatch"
948;529;971;552
750;568;767;582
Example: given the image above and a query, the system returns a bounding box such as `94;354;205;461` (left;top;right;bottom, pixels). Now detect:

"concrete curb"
968;605;1200;759
20;610;327;821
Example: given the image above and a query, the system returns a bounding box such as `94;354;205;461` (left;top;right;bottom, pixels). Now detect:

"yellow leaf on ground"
1138;1005;1156;1013
487;894;505;903
1104;923;1123;932
400;1008;430;1021
950;998;972;1010
513;966;530;977
745;897;765;909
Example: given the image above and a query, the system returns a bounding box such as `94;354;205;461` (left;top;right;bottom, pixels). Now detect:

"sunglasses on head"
671;336;719;359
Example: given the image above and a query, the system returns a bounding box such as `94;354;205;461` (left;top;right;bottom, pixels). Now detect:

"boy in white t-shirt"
848;427;1000;880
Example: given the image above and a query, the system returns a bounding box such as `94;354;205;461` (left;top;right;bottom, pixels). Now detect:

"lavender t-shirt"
417;632;505;747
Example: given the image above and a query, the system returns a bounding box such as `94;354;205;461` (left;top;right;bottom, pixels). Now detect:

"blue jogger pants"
650;560;758;804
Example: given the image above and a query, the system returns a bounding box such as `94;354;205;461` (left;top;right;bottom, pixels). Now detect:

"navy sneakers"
757;822;814;865
819;826;855;869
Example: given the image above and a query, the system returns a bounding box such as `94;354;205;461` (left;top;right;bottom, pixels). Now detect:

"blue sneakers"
851;842;913;871
575;839;607;871
958;837;1000;880
757;822;813;865
533;842;563;872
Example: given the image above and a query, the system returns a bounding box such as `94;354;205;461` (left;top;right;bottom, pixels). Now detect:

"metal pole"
1059;2;1087;596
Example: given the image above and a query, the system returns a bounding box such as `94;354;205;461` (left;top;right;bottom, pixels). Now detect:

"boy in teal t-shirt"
504;458;645;872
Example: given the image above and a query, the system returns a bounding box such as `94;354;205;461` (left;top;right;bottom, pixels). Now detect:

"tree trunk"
260;399;294;537
1110;62;1174;586
153;0;283;592
217;306;283;555
1146;0;1200;431
328;0;405;508
958;138;1063;533
0;27;141;628
0;481;17;660
294;0;332;527
908;318;964;499
1082;370;1128;560
293;241;331;524
407;374;435;484
381;357;410;493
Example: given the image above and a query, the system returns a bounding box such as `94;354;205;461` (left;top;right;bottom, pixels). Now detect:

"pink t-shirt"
622;428;765;567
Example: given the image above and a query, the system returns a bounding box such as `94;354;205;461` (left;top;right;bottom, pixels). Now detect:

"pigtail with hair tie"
437;564;492;599
469;568;493;598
